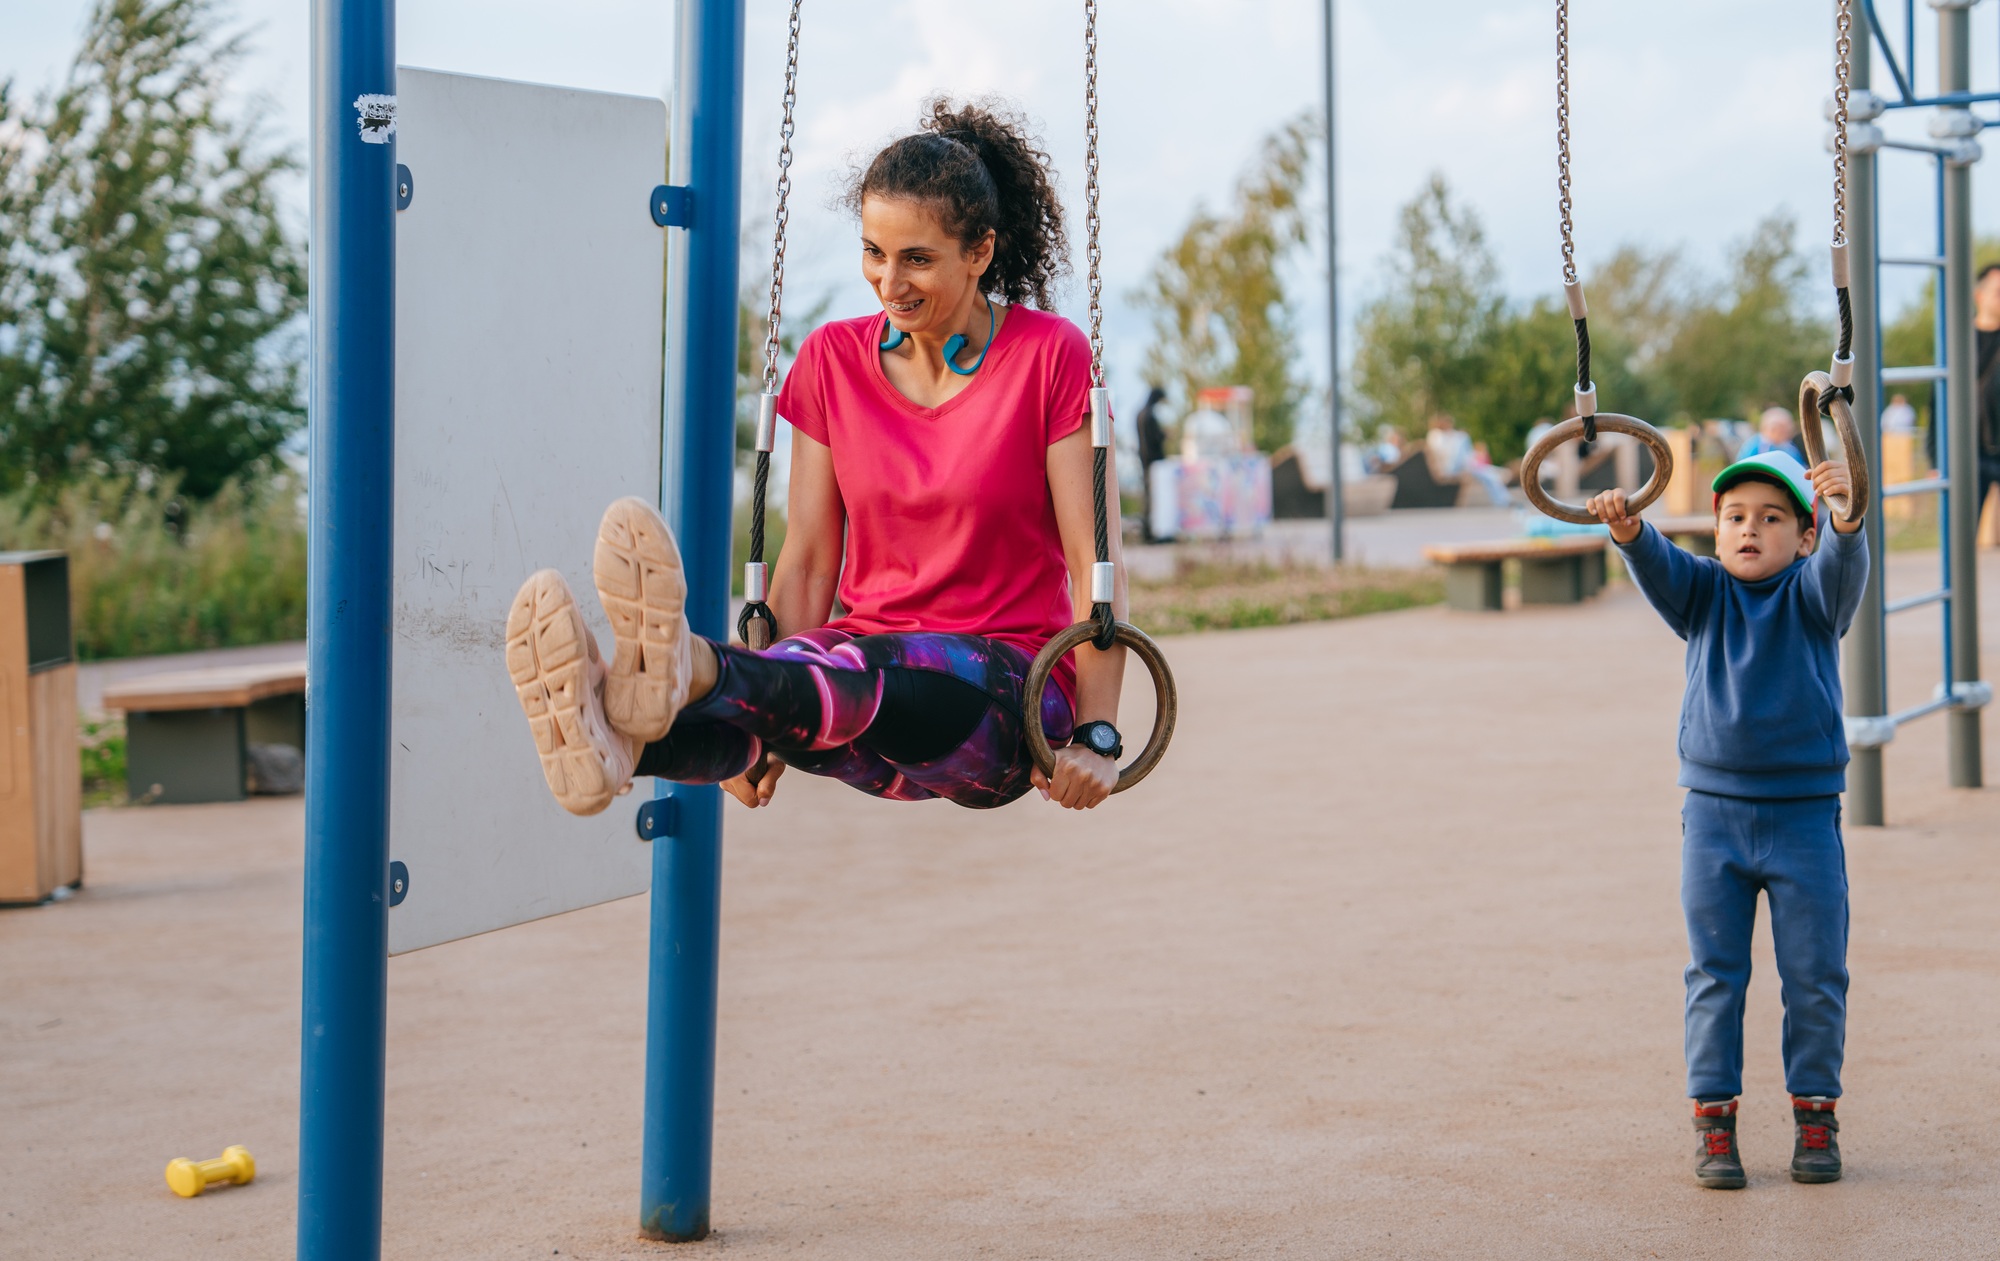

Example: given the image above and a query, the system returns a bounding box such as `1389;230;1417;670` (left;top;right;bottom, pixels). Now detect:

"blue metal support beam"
640;0;745;1242
298;0;396;1255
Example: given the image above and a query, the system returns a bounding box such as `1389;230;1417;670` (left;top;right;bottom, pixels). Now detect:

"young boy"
1587;449;1867;1190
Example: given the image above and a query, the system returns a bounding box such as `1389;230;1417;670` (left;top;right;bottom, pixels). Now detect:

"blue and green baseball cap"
1712;449;1816;517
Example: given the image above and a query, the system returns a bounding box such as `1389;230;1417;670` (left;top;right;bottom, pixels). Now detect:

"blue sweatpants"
1681;790;1849;1101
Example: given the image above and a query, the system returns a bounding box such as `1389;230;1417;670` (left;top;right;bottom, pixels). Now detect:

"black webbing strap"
1090;443;1116;650
1574;315;1596;444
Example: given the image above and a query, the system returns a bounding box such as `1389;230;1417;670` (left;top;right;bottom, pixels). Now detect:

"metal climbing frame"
302;0;744;1255
1840;0;1992;826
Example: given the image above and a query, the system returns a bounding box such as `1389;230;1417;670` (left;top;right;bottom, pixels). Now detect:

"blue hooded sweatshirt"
1617;520;1869;799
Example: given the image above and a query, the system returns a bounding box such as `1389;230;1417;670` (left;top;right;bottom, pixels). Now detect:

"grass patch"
1130;561;1444;636
79;716;127;809
0;474;306;660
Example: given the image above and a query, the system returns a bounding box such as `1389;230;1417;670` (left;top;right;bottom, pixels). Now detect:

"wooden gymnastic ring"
1797;370;1871;526
1022;619;1177;795
1519;413;1677;526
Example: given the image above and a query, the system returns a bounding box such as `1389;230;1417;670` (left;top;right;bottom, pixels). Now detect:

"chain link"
761;0;804;393
1832;0;1851;248
1555;0;1577;287
1083;0;1105;388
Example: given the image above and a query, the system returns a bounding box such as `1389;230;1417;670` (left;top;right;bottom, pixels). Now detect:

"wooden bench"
102;662;306;803
1422;536;1609;611
1648;513;1717;557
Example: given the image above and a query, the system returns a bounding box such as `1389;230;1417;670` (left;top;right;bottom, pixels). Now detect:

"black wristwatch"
1072;720;1123;761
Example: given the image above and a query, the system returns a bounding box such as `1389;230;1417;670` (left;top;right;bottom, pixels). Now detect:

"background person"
1974;263;2000;529
1880;392;1916;435
1135;385;1169;542
1736;406;1804;463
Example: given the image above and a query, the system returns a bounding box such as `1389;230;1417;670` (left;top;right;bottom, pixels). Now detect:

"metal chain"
761;0;804;392
1555;0;1577;287
1083;0;1106;388
1832;0;1851;248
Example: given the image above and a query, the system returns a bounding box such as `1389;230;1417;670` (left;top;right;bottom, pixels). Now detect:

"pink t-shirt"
776;305;1091;702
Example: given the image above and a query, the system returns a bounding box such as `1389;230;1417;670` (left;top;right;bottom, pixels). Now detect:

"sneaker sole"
593;496;690;743
1696;1174;1747;1190
1790;1168;1841;1184
506;569;623;817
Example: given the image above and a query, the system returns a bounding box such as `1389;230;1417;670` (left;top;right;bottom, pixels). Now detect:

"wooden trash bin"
0;551;82;904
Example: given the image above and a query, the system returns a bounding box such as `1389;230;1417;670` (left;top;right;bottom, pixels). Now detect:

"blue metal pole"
640;0;744;1242
299;0;395;1256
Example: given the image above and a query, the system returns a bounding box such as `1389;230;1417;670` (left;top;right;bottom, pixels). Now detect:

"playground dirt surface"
5;550;1998;1260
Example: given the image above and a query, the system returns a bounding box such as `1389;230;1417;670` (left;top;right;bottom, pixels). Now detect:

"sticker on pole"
355;94;397;144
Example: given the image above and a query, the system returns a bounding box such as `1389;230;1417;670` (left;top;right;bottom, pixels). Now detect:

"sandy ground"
5;551;1998;1260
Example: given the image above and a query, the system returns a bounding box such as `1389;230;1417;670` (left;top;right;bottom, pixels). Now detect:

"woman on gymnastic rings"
506;99;1126;815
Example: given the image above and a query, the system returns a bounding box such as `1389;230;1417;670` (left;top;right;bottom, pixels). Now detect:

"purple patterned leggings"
633;629;1075;810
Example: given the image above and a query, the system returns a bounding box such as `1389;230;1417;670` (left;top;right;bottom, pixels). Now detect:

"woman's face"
860;195;994;335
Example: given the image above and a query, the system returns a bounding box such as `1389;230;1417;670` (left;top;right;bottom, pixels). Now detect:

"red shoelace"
1799;1124;1832;1151
1704;1131;1735;1156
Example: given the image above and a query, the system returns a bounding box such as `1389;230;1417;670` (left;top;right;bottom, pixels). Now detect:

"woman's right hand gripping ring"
1022;619;1177;795
1519;414;1677;526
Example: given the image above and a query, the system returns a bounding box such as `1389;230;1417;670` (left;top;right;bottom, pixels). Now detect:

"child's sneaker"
506;568;637;816
1790;1096;1842;1183
592;497;693;743
1693;1099;1746;1189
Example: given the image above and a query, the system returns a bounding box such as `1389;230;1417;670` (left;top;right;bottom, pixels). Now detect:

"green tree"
1137;113;1315;453
1654;213;1826;423
0;0;305;500
1349;174;1578;460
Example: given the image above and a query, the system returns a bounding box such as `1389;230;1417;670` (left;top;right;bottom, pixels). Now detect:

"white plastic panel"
389;68;665;955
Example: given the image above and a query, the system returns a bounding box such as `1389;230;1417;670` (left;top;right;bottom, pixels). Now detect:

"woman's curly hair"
845;97;1070;310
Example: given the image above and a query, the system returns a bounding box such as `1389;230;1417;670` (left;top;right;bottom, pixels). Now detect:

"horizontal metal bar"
1876;138;1965;158
1882;476;1948;498
1879;255;1946;268
1879;89;2000;111
1890;696;1954;727
1885;588;1949;614
1881;365;1948;383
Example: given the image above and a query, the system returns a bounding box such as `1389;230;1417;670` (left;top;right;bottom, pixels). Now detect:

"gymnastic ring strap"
1022;619;1177;795
1797;370;1870;526
1518;413;1677;526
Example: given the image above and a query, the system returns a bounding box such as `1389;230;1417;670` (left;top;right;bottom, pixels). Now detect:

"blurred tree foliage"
0;0;305;501
1352;175;1833;462
1138;112;1316;453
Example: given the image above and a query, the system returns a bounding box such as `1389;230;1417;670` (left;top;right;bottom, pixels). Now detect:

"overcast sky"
10;0;2000;413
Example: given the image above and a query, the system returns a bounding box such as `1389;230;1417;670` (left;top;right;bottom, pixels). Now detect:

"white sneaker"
505;568;637;816
592;497;693;743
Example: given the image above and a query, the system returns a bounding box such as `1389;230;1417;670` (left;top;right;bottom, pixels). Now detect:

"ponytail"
847;97;1070;310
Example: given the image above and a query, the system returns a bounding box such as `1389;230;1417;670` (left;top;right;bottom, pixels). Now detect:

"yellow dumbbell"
164;1145;256;1198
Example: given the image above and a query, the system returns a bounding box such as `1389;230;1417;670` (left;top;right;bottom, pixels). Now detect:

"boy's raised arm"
1588;488;1708;640
1800;461;1871;635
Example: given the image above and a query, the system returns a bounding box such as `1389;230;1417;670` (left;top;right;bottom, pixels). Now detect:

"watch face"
1084;725;1117;755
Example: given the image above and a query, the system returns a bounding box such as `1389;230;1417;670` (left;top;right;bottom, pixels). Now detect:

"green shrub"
79;716;127;808
0;473;307;659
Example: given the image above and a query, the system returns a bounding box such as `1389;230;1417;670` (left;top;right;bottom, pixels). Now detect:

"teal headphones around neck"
880;298;996;376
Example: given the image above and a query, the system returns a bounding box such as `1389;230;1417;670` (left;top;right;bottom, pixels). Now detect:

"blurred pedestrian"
1135;386;1169;542
1737;406;1804;463
1881;392;1916;435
